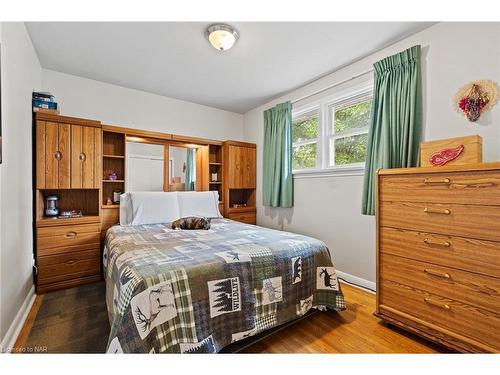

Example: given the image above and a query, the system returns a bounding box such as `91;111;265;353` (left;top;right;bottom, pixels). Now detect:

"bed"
103;193;345;353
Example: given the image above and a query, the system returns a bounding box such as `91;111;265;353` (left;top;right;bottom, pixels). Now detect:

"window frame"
292;81;373;177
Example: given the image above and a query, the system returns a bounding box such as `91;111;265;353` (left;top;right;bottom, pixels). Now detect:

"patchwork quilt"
104;218;346;353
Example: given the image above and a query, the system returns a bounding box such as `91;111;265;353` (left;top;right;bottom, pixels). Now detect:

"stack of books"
32;92;59;114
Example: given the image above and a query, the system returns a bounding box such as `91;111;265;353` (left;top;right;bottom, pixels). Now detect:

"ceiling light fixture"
205;24;239;51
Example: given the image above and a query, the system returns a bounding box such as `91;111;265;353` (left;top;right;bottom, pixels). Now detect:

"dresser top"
378;162;500;176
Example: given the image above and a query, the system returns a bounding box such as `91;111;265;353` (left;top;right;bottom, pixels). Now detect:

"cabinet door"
57;124;71;189
81;126;96;188
71;125;101;188
36;121;46;189
228;145;243;188
244;147;256;188
71;125;83;188
43;122;70;189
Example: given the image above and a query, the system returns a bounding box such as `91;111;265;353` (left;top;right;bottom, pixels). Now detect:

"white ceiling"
26;22;433;113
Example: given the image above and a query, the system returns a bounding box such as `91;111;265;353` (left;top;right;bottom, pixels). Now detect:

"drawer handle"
65;231;77;238
54;151;62;161
423;178;450;184
66;259;77;265
424;297;450;311
79;152;86;161
424;207;450;215
423;238;451;247
424;268;451;279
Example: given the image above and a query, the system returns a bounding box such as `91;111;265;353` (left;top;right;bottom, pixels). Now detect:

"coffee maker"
45;195;59;216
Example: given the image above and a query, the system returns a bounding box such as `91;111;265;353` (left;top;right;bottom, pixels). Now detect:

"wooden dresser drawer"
380;227;500;278
227;211;256;224
37;223;101;255
380;280;500;351
37;248;101;285
379;171;500;205
381;253;500;314
380;201;500;242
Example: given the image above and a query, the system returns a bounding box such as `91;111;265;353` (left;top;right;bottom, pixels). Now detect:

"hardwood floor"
14;281;446;353
243;283;446;353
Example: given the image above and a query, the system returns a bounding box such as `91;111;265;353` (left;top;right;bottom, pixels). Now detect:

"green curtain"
263;101;293;208
185;148;195;191
362;45;422;215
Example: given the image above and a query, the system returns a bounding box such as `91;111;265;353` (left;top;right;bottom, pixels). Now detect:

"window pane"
330;134;368;166
292;114;319;143
293;143;317;170
333;99;372;134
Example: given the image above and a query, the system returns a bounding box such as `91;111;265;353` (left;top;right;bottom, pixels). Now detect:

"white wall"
243;22;500;286
42;69;244;141
0;22;42;348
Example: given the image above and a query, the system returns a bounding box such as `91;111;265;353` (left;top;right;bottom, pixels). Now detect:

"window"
291;84;372;175
328;95;372;167
292;109;319;170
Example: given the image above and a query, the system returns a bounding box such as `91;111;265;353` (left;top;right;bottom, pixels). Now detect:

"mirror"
168;145;197;191
126;142;165;192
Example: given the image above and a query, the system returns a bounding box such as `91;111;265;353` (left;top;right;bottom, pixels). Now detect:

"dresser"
375;162;500;353
34;113;102;293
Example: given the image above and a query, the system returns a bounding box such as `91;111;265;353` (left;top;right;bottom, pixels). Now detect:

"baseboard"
0;285;36;353
336;270;376;293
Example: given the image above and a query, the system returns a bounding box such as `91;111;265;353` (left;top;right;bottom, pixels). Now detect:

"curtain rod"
291;68;374;104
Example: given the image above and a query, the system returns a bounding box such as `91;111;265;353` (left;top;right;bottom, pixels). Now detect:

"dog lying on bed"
171;216;211;230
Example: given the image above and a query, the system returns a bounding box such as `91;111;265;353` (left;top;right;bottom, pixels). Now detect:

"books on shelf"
32;91;59;113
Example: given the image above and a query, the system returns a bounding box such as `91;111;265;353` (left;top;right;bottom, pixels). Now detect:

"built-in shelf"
103;154;125;159
209;162;222;166
103;179;125;183
209;181;222;184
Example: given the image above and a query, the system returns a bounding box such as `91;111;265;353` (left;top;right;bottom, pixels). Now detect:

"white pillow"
129;192;180;225
177;191;222;218
119;193;133;226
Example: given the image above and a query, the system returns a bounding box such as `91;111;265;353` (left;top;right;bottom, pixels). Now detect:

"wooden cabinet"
34;113;102;294
376;162;500;353
225;143;256;189
36;219;102;293
36;115;102;189
71;125;101;188
37;121;71;189
223;141;257;224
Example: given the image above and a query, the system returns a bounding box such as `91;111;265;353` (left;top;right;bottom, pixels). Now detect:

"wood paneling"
44;122;59;189
36;122;46;189
380;227;500;278
71;125;83;188
82;126;96;188
57;124;71;188
245;147;256;188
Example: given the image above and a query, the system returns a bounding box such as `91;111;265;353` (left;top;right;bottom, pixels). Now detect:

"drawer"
380;227;500;278
381;253;500;314
379;171;500;205
380;279;500;350
380;201;500;242
37;223;101;255
228;211;256;224
37;248;101;285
